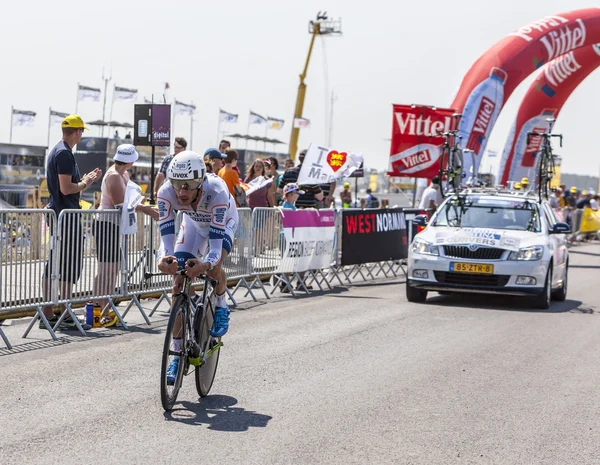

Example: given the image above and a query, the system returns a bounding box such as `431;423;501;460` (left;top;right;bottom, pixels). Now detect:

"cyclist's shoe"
166;358;180;386
210;307;230;337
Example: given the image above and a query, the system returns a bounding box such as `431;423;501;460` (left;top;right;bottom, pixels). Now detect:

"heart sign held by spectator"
298;144;364;185
326;150;347;172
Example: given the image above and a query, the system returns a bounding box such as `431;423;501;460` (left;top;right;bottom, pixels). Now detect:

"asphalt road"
2;244;600;465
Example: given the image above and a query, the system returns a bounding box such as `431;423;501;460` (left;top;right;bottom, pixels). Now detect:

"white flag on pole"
297;143;364;185
249;110;267;125
219;109;238;123
50;110;69;126
120;181;144;235
175;99;196;115
12;109;36;127
267;117;285;130
113;85;138;102
293;117;310;128
78;84;101;102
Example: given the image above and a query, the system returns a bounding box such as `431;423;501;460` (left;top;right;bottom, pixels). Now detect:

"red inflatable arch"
498;44;600;185
451;8;600;180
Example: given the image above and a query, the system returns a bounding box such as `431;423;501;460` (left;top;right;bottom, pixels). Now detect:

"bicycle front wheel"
195;292;220;397
160;295;188;411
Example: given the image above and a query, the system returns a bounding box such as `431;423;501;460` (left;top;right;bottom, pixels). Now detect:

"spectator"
284;158;294;170
576;191;592;209
153;137;187;200
124;132;132;140
340;182;352;208
318;179;336;209
205;147;227;174
267;157;282;205
365;188;380;208
282;183;303;210
219;148;245;206
418;176;443;210
93;144;158;315
277;149;323;209
219;139;231;153
113;130;120;139
42;114;102;327
244;159;275;208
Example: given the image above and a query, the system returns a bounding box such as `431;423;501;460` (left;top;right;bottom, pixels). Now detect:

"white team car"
406;189;570;309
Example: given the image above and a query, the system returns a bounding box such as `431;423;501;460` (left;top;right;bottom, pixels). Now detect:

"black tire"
552;263;568;302
406;281;428;303
532;267;552;310
160;295;188;411
195;291;220;397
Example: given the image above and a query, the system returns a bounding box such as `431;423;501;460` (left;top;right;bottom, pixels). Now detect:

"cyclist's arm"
157;187;176;258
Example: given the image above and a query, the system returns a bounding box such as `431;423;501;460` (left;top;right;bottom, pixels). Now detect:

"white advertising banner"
280;210;336;273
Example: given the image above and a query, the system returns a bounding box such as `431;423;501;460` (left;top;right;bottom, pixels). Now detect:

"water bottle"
459;67;507;177
85;302;94;326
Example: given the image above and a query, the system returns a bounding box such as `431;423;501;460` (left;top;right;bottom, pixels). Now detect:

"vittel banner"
387;105;456;179
451;8;600;179
498;43;600;185
341;208;408;266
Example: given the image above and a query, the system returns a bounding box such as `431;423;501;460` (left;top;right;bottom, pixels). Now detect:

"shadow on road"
569;265;600;269
164;395;272;432
426;294;597;314
568;249;600;258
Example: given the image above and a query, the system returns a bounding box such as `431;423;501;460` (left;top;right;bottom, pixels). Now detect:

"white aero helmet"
167;150;207;182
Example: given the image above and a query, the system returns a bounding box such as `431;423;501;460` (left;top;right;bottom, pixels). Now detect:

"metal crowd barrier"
1;205;413;349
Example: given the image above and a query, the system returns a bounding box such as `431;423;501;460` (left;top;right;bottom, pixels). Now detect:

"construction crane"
288;12;341;160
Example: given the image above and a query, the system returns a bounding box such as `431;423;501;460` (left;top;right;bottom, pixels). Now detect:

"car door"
542;202;567;285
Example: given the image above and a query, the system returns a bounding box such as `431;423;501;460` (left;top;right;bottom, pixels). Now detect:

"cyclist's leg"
207;215;237;337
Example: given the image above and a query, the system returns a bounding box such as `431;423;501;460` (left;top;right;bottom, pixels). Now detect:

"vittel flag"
267;117;285;130
293;117;310;128
50;109;69;126
78;84;101;102
12;109;36;127
219;109;238;123
388;104;455;178
249;111;267;125
175;100;196;115
113;85;138;102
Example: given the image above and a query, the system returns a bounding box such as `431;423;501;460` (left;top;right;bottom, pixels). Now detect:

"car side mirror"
550;222;570;234
412;215;428;227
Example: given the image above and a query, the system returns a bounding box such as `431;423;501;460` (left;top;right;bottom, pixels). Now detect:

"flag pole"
190;111;194;151
171;98;176;147
216;109;222;147
246;110;251;149
75;83;79;114
47;107;52;148
9;106;13;143
108;84;115;127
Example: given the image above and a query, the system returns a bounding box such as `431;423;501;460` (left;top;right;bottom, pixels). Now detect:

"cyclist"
156;150;238;384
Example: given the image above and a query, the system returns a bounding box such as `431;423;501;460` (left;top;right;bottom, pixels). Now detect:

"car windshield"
432;196;541;232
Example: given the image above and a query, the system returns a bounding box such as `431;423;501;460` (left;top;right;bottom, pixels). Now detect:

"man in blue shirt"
42;115;102;327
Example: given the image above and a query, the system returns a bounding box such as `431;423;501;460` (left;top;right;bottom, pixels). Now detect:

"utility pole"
327;89;337;147
288;12;341;160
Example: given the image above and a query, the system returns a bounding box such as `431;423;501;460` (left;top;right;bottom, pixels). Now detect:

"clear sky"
1;0;598;176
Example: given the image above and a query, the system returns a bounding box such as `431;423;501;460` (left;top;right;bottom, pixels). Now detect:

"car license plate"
450;262;494;274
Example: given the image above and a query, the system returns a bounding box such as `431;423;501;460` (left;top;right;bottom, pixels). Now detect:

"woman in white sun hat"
92;144;158;316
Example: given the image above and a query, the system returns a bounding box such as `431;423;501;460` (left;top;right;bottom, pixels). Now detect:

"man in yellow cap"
514;182;522;191
41;114;102;329
340;181;352;208
521;177;529;191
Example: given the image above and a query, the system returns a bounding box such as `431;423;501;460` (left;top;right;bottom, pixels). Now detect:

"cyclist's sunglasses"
171;179;203;191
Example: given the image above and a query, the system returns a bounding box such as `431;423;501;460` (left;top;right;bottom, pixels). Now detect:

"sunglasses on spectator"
171;179;202;191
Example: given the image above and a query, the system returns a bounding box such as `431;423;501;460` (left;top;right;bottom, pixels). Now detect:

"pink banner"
499;44;600;185
451;8;600;180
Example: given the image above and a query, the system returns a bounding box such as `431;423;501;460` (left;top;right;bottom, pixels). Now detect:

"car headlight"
508;245;544;261
411;238;439;256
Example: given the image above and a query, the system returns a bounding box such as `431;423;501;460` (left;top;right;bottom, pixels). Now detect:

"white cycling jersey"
157;173;238;267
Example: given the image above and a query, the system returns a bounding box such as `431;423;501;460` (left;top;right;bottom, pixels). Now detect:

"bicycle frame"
526;119;562;201
437;113;464;197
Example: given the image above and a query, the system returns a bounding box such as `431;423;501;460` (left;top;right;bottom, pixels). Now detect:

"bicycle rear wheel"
160;295;188;411
195;290;220;397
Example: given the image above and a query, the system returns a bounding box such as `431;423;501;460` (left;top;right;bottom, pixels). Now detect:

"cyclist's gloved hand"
185;259;210;278
158;256;179;275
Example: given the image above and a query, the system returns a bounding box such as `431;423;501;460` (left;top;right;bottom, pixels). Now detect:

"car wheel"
532;267;552;310
406;281;428;303
551;263;568;302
